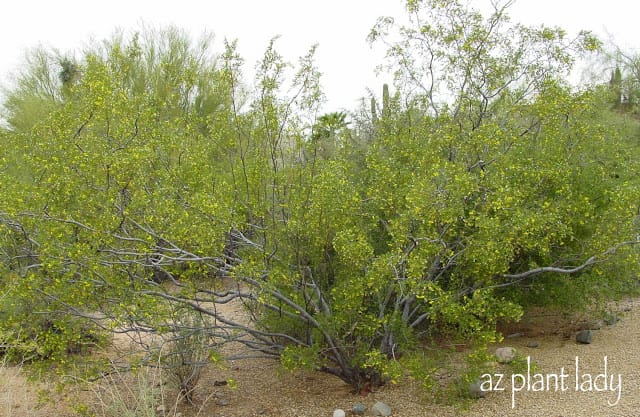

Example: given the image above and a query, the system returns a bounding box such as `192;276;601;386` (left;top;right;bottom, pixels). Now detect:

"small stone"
156;405;166;414
215;398;230;406
351;403;366;415
576;329;593;344
469;381;487;399
495;347;517;364
332;409;346;417
371;401;392;416
527;341;540;348
604;314;619;326
506;332;524;339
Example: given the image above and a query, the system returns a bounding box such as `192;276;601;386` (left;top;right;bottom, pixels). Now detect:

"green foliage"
0;272;106;362
0;26;235;364
1;47;65;132
1;0;640;397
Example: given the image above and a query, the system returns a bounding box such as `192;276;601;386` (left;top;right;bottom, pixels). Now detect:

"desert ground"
2;298;640;417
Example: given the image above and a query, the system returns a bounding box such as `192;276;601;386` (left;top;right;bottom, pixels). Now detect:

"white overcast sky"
1;0;638;112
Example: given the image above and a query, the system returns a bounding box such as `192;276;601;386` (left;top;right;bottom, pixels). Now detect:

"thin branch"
501;240;640;281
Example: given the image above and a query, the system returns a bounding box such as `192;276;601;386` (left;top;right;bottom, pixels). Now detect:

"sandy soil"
2;298;640;417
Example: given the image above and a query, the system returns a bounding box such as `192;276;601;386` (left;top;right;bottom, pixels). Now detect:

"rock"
527;341;540;348
371;401;392;416
469;380;487;399
604;314;619;326
506;332;524;339
495;347;517;364
215;398;230;406
351;403;366;415
156;405;166;415
576;329;593;344
333;409;346;417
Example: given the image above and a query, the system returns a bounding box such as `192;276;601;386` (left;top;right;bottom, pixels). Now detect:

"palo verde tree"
1;48;68;133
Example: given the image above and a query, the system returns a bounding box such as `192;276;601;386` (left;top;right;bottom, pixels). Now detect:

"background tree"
604;47;640;112
307;111;349;159
1;48;66;132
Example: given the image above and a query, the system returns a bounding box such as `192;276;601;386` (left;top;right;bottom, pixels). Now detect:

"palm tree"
309;111;350;159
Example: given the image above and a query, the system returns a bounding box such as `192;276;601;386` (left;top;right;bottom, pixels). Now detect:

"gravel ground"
2;298;640;417
462;298;640;417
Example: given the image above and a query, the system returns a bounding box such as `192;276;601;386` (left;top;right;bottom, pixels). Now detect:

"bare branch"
501;240;640;281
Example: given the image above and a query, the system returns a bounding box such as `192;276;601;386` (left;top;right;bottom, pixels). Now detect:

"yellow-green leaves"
333;229;373;272
0;10;638;393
